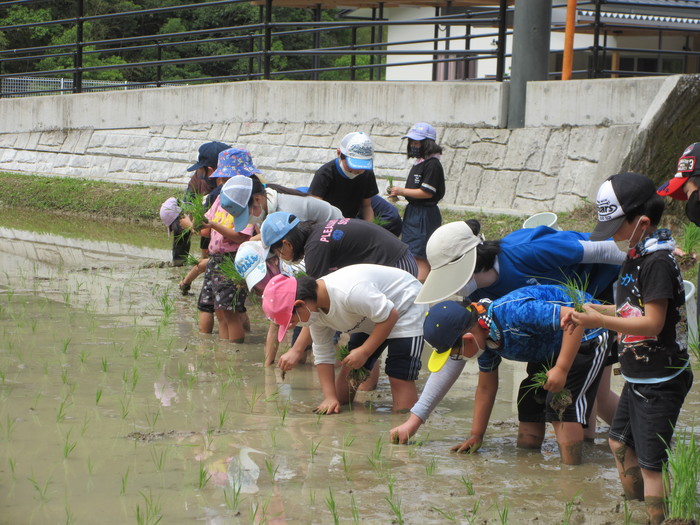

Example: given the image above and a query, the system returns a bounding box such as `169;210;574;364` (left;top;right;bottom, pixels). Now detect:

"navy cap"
187;141;230;172
424;301;477;372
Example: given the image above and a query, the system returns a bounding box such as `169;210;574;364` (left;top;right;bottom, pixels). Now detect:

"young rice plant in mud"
386;176;399;204
662;425;700;524
336;344;369;389
136;489;163;525
217;257;248;306
678;222;700;271
224;483;242;514
520;360;572;422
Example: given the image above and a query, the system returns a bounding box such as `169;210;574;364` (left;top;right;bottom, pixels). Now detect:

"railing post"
496;0;507;81
263;0;272;80
592;0;601;78
156;41;162;87
377;2;384;80
432;6;439;81
350;27;357;80
312;4;321;81
73;0;84;93
249;32;255;80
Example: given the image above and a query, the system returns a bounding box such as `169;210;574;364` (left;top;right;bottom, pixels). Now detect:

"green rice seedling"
145;408;160;430
79;350;88;365
80;413;91;437
30;318;37;334
120;467;130;496
350;494;360;524
56;395;71;423
336;344;369;389
197;461;211;489
460;474;475;495
95;387;102;405
179;192;208;232
87;456;94;476
342;451;351;479
496;492;510;524
431;507;457;522
105;284;111;306
264;457;279;480
385;493;404;524
224;483;242;514
119;394;131;419
386;176;399;204
9;457;16;479
101;357;108;373
623;499;632;525
65;503;74;525
372;216;389;227
269;429;277;449
324;488;340;525
677;223;700;271
159;293;175;323
277;399;290;425
60;367;69;385
562;492;582;524
557;273;590;313
425;456;438;476
63;429;77;459
309;489;316;505
662;425;700;523
218;404;229;430
61;338;71;354
27;472;51;503
150;447;169;473
310;439;321;461
136;489;162;525
3;414;16;440
246;386;262;413
519;360;572;421
343;433;356;448
465;498;483;525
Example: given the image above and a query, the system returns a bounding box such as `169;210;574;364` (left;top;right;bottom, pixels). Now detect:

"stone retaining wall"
0;76;688;215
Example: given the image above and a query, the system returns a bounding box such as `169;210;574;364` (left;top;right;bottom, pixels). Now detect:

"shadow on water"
0;216;697;524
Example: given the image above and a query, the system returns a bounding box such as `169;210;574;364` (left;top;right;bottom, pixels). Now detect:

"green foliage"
681;222;700;254
663;425;700;521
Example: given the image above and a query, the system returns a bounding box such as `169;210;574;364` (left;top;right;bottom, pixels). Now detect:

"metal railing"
0;0;513;98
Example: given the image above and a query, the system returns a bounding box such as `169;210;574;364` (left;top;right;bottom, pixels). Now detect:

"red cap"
657;143;700;201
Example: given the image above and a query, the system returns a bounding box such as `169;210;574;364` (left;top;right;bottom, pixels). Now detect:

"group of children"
160;129;694;524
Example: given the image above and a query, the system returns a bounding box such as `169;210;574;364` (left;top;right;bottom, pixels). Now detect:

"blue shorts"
609;367;692;471
401;203;441;259
348;332;423;381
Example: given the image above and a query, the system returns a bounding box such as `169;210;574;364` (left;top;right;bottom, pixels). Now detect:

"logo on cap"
678;157;696;173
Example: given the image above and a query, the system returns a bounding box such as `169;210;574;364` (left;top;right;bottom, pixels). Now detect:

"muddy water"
0;223;698;524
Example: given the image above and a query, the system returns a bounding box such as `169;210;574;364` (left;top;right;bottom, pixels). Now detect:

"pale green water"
0;225;698;524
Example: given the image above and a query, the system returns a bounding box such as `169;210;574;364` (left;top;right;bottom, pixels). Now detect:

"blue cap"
403;123;437;141
187;141;230;172
261;211;300;248
220;176;253;231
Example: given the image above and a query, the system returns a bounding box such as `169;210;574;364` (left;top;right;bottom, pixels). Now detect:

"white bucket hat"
416;221;483;304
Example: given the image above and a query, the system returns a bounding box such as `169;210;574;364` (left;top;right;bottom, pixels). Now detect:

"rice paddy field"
0;211;698;524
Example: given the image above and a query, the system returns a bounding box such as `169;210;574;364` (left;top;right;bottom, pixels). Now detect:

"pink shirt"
205;196;254;254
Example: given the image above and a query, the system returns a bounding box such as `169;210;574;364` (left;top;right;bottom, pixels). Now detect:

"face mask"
614;218;644;253
409;146;422;158
686;190;700;226
296;305;319;327
249;207;266;225
453;337;485;360
339;160;361;180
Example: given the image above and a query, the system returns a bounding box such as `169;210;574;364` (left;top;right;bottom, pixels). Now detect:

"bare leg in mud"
609;439;644;501
641;470;665;525
551;421;584;465
516;421;545;449
584;366;619;440
199;311;214;334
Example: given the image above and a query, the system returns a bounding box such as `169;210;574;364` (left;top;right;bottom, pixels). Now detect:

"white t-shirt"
268;189;342;223
310;264;428;365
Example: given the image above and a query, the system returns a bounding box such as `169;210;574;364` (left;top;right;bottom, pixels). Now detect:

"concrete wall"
0;76;685;215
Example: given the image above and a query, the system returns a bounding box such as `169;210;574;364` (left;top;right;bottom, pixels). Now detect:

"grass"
681;221;700;254
663;425;700;522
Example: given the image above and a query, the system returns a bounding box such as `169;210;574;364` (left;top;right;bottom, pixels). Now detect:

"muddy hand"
451;436;482;454
313;398;340;415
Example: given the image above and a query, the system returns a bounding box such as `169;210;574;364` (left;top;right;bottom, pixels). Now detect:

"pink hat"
159;197;182;236
262;274;298;342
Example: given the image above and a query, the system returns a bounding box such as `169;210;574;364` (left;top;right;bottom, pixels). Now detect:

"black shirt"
303;218;409;278
309;159;379;218
405;157;445;205
615;249;687;380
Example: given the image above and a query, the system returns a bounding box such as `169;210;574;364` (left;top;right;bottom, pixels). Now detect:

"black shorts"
609;367;693;472
200;254;247;312
348;332;423;381
518;332;609;426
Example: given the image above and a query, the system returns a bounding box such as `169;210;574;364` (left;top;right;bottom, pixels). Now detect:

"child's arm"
389;187;432;200
452;369;499;453
341;308;399;370
314;363;340;414
360;198;375;221
207;221;250;243
570;300;667;336
545;306;585;392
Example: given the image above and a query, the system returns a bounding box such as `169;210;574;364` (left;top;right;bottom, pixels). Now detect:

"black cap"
187;141;230;172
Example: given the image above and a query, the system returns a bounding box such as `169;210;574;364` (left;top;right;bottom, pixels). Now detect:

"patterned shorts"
200;254;247;312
